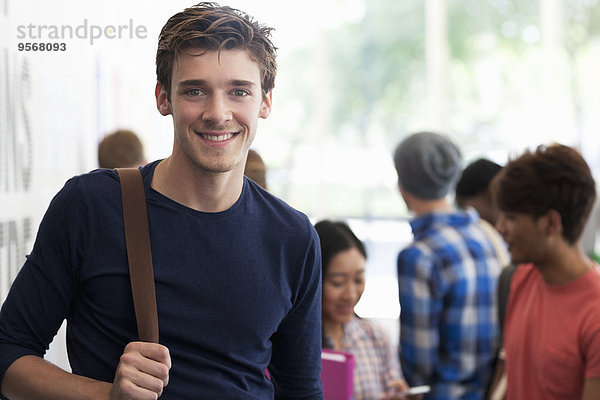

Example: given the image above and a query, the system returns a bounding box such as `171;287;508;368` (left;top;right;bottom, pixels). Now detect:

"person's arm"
397;248;440;386
2;342;171;400
378;323;412;399
268;228;323;400
1;356;111;400
0;178;169;399
581;378;600;400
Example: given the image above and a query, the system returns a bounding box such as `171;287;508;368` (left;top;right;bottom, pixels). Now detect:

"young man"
455;158;510;268
0;4;323;399
455;158;503;226
494;144;600;399
393;132;502;399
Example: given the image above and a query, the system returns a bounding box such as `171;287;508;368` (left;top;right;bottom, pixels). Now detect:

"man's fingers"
112;342;172;398
113;366;164;399
119;350;170;387
138;342;171;369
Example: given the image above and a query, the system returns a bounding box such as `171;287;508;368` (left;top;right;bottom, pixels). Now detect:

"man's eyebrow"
229;79;257;88
176;79;258;88
177;79;206;88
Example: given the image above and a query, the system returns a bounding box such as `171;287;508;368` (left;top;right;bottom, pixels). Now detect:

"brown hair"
494;144;596;244
98;129;146;169
156;2;277;101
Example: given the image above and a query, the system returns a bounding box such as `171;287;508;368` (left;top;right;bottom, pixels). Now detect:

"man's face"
457;192;501;226
496;210;551;265
156;49;271;175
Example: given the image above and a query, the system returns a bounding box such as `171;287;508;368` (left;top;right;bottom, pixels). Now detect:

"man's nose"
202;94;232;124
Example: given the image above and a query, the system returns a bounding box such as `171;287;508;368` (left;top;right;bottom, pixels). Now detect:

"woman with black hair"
315;220;420;400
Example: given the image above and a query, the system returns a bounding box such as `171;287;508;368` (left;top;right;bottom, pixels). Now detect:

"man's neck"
151;156;244;213
411;198;454;216
535;241;594;285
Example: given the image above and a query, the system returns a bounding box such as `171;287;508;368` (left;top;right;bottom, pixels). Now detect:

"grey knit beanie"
393;131;462;199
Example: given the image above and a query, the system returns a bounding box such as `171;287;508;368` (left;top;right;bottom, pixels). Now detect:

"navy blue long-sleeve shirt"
0;161;323;399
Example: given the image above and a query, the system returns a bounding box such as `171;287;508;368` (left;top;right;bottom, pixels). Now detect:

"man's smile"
197;131;238;142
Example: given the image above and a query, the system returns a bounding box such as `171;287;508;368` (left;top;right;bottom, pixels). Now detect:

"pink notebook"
321;349;355;400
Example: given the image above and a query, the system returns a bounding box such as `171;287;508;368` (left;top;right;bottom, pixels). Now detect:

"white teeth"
202;133;234;142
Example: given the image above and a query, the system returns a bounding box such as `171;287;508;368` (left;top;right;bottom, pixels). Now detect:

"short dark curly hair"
156;2;277;101
494;144;596;244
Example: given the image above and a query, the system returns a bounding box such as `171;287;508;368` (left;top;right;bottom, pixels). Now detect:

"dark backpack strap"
117;168;159;343
484;264;517;399
497;264;517;341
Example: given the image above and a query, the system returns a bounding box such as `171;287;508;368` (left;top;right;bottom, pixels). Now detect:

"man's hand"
110;342;171;399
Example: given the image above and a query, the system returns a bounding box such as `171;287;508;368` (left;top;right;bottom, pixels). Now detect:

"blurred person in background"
98;129;147;169
393;132;503;399
244;148;267;189
455;158;509;267
455;158;502;226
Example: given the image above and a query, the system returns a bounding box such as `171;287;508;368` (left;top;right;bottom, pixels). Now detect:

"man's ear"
398;183;413;211
544;209;563;237
259;90;272;119
155;82;172;116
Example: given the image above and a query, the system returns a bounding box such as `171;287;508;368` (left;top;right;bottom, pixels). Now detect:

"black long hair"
314;220;367;348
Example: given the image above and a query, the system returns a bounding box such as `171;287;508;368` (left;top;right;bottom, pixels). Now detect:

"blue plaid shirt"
397;209;502;399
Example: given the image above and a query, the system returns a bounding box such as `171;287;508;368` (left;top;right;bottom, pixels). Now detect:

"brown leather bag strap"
117;168;159;343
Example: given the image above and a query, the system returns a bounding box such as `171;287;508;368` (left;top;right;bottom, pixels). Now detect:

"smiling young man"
0;3;323;399
494;144;600;399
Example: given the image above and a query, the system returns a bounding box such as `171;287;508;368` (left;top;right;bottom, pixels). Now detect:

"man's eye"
187;89;202;96
233;89;248;97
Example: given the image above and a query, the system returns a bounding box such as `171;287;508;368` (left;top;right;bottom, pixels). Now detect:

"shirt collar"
409;208;479;237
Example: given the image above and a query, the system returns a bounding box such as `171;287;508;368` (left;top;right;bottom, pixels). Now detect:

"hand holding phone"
400;385;431;396
383;382;430;399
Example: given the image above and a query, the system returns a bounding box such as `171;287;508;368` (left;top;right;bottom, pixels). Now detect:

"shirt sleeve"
379;323;403;385
0;178;85;381
268;226;324;400
584;306;600;380
397;245;443;386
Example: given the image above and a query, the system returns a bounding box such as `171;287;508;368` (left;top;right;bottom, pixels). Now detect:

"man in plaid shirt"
393;132;503;399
